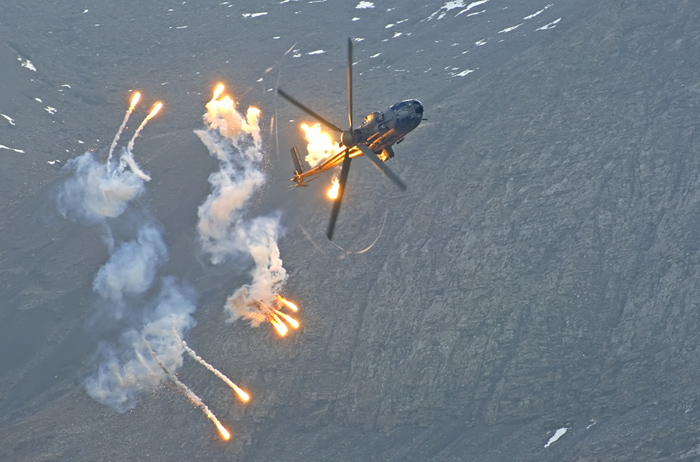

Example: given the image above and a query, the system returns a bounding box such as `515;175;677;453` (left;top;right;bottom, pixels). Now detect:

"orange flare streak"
269;312;288;336
276;295;299;312
146;102;163;120
129;92;141;110
233;385;250;402
215;421;231;440
275;310;300;329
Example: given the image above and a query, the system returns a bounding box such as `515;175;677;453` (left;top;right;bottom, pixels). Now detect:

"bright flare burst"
327;176;340;200
257;296;301;336
301;123;341;167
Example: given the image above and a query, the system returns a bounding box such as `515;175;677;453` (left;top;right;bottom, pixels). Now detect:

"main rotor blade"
327;148;352;240
357;145;407;191
347;37;353;130
278;88;344;134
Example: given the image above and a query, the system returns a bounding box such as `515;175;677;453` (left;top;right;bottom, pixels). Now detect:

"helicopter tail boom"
290;146;307;186
290;146;305;176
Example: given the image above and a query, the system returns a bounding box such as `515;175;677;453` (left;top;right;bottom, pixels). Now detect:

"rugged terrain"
2;1;700;460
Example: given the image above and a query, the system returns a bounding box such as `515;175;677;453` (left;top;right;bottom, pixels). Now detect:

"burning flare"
129;92;141;111
146;101;163;120
215;421;231;441
146;343;231;441
276;294;298;312
301;123;341;167
276;311;299;329
327;176;340;200
254;296;301;336
177;334;251;403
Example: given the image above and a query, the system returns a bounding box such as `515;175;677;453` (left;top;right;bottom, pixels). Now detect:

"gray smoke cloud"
194;90;288;326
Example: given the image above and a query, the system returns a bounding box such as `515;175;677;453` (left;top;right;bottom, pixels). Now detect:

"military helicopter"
278;38;424;240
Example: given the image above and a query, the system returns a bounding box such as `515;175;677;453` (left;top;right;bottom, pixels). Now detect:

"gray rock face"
2;0;700;461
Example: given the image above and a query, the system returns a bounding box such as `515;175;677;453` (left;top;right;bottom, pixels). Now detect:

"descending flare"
146;344;231;441
275;310;299;329
327;176;340;200
276;295;298;312
269;313;288;336
146;102;163;120
215;421;231;440
129;92;141;111
177;334;250;403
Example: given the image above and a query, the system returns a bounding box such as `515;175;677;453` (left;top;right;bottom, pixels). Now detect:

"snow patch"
536;18;561;31
18;57;37;72
498;23;522;33
242;12;268;18
1;114;16;126
524;4;553;20
430;0;490;20
450;68;475;77
0;145;25;154
356;1;374;9
544;427;567;448
307;49;326;55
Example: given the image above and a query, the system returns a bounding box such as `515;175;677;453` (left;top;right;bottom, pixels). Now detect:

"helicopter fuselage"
292;99;423;184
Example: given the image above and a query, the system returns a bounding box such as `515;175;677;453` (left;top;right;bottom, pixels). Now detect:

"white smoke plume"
92;225;168;318
57;150;146;227
85;277;196;411
194;86;288;325
58;100;196;412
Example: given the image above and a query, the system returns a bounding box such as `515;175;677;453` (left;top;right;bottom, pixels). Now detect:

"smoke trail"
107;92;141;169
176;331;250;402
85;277;196;411
194;85;289;327
147;343;231;440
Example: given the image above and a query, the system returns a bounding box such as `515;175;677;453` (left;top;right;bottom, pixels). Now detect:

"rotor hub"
341;130;354;147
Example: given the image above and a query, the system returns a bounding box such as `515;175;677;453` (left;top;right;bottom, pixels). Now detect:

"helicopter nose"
413;100;424;115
